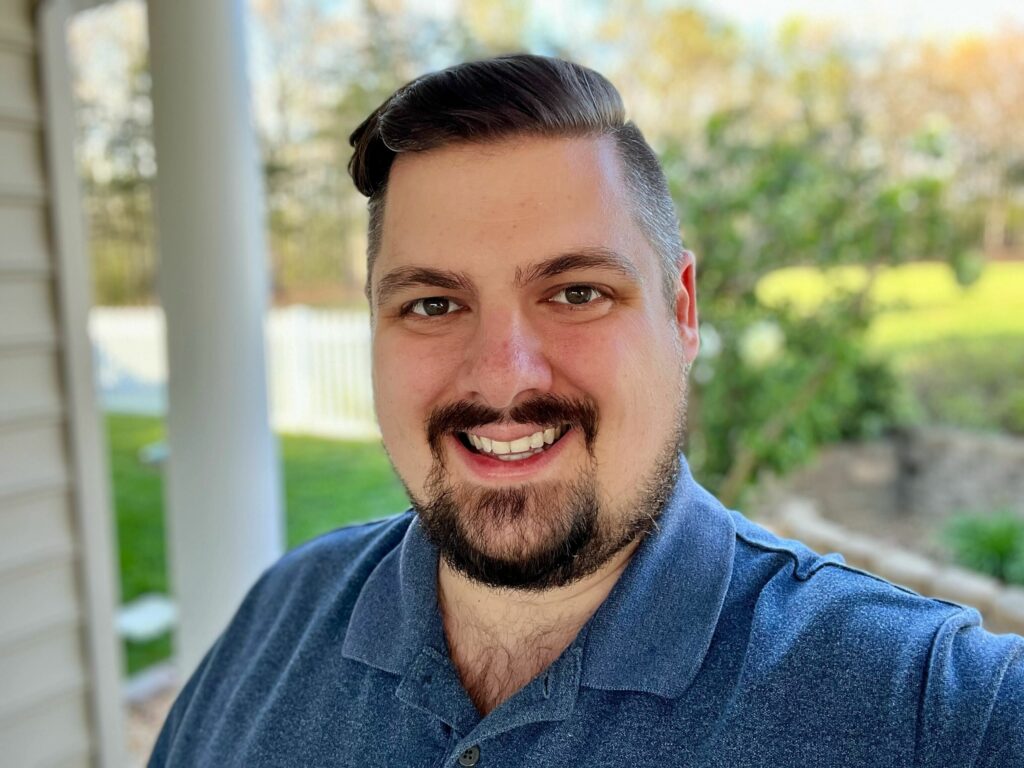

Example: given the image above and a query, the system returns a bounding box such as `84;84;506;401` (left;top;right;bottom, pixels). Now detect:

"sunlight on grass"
757;262;1024;351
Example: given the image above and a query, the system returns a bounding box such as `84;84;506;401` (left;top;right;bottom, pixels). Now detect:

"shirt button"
458;745;481;766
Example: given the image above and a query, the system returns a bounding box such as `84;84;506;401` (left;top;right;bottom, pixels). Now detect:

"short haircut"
348;54;683;304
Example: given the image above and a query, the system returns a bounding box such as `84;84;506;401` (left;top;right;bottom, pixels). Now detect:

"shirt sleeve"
917;608;1024;768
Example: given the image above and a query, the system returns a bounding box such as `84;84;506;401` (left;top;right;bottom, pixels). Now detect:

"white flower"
739;320;785;369
699;322;722;359
694;360;715;384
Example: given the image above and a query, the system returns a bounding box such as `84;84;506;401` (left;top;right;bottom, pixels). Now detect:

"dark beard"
409;393;685;591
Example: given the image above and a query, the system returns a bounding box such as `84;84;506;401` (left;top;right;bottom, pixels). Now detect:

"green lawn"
758;261;1024;434
757;261;1024;352
110;413;408;674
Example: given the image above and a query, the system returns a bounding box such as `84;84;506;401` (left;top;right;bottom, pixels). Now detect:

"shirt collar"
342;456;735;700
341;510;445;675
580;457;735;697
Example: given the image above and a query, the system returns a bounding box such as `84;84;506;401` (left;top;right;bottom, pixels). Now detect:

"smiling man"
150;55;1023;767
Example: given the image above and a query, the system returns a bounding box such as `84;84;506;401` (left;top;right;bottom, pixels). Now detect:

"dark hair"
348;54;683;303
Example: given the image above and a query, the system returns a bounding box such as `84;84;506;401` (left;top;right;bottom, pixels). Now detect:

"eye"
550;285;605;306
407;296;464;317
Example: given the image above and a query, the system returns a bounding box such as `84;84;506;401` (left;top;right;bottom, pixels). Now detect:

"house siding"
0;0;110;765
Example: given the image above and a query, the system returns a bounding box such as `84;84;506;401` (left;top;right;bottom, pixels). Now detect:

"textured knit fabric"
149;459;1024;767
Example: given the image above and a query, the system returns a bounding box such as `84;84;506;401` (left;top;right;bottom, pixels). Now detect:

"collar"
580;457;735;697
342;456;735;702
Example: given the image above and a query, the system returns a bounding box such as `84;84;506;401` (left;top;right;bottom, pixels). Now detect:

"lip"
448;427;575;482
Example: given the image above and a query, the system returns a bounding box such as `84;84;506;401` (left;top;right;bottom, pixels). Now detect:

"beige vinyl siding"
0;125;45;191
0;44;38;119
0;348;63;417
0;489;75;569
0;1;108;766
0;278;59;343
0;686;92;767
0;619;87;714
0;553;81;645
0;420;68;486
0;0;33;48
0;201;51;265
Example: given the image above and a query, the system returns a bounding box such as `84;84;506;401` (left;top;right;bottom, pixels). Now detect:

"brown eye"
552;285;603;306
410;297;463;317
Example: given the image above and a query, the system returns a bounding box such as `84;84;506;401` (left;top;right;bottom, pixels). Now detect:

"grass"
758;260;1024;434
756;261;1024;352
109;413;408;675
897;336;1024;434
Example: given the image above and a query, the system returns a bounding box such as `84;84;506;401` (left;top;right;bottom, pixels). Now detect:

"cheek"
373;333;462;442
551;315;681;469
550;314;676;405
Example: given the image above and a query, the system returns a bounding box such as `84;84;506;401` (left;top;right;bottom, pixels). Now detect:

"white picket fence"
89;305;380;439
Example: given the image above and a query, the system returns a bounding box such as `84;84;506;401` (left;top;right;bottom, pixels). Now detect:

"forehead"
376;135;653;280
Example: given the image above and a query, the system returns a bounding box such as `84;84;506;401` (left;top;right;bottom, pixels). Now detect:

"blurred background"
63;0;1023;759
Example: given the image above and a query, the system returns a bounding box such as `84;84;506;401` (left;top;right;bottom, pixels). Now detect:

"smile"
457;425;571;462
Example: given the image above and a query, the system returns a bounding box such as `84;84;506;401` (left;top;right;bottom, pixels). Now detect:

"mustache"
425;394;599;459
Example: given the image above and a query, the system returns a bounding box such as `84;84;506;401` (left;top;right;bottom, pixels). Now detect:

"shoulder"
728;509;966;638
221;511;415;644
726;511;1024;765
150;512;415;764
260;512;414;595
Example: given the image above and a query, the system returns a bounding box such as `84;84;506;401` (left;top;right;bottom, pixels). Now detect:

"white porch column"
146;0;283;676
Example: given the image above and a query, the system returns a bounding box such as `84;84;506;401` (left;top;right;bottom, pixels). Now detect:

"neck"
438;539;640;715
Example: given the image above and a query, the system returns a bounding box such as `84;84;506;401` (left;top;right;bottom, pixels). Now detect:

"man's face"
370;136;699;589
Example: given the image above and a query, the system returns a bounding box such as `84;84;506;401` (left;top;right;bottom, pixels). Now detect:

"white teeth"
509;436;531;453
465;425;568;456
497;452;530;461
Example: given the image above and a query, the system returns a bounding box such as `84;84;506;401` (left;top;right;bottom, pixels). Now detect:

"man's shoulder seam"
732;519;969;614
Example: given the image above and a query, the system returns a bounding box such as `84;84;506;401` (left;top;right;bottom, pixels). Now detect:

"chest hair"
446;622;576;716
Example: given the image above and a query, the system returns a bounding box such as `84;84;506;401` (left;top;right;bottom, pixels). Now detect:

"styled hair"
348;54;683;303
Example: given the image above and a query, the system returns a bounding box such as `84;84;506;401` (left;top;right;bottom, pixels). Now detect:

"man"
151;55;1023;767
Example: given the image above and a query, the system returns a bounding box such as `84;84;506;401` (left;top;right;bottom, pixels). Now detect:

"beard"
404;384;688;592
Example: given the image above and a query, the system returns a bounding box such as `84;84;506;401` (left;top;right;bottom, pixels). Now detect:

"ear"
673;250;700;362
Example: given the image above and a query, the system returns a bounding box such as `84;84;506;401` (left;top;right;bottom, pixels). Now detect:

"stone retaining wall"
755;428;1024;562
771;499;1024;636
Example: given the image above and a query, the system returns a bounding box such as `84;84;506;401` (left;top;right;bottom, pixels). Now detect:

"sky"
407;0;1024;43
702;0;1024;41
71;0;1024;148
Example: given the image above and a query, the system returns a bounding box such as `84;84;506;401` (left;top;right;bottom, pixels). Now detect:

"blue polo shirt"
150;459;1024;767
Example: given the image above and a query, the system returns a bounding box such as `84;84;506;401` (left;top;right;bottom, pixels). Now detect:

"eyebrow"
374;246;643;308
375;266;474;308
514;246;643;288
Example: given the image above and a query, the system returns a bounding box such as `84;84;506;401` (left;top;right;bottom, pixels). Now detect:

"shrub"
665;106;972;504
942;511;1024;585
901;338;1024;435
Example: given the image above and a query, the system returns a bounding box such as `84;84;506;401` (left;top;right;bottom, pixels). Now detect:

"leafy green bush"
942;511;1024;585
900;338;1024;435
666;106;973;504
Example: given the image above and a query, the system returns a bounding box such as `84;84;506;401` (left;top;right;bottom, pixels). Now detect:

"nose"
455;307;554;410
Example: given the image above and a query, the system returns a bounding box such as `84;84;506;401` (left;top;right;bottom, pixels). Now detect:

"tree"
668;102;973;504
